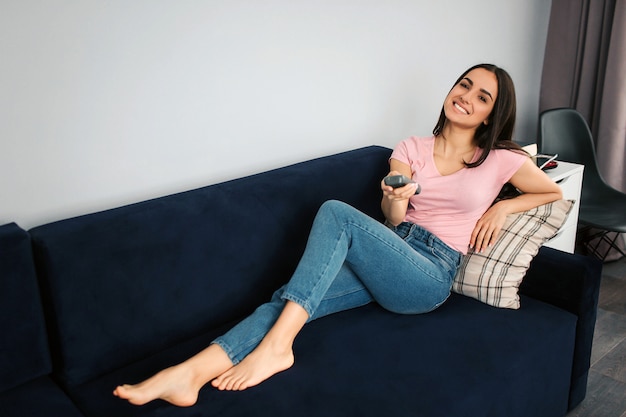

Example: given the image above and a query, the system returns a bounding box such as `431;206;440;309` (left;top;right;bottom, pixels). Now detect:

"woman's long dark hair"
432;63;525;168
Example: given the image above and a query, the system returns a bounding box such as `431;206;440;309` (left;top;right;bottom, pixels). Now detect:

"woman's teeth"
454;103;468;114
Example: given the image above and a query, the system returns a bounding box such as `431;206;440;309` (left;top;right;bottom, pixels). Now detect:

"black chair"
539;108;626;261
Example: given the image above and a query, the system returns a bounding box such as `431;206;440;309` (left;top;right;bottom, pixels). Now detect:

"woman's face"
443;68;498;131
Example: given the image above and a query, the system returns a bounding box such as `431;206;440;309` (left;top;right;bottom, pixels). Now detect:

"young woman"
114;63;562;407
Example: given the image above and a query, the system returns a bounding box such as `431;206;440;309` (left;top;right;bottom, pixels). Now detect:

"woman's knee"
319;199;345;214
318;200;361;222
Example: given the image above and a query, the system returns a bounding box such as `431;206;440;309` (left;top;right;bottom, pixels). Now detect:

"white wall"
1;0;552;229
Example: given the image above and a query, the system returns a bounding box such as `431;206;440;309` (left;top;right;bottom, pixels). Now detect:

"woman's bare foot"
211;301;308;391
113;344;233;407
113;365;202;407
211;338;295;391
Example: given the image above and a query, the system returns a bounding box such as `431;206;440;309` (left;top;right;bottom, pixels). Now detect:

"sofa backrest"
30;146;391;387
0;222;52;392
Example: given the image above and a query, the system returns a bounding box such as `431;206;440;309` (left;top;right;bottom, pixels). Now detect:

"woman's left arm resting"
470;158;563;252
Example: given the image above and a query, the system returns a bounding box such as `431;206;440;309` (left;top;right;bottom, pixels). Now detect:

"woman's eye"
460;82;470;89
479;96;487;103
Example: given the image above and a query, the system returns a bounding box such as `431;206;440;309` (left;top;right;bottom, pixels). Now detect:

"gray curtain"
540;0;626;192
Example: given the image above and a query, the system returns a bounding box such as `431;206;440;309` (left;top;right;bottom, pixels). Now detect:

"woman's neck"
437;125;476;156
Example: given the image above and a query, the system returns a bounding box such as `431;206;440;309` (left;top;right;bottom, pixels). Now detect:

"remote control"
384;175;421;195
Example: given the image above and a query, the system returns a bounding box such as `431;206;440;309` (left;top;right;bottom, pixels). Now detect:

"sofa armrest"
0;223;52;392
519;246;602;410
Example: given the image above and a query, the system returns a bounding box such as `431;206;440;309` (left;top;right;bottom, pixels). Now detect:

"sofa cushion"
65;294;575;417
0;376;85;417
30;146;391;387
452;199;574;309
0;223;52;392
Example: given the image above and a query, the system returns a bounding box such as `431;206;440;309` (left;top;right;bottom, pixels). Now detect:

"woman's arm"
381;159;419;226
470;157;563;252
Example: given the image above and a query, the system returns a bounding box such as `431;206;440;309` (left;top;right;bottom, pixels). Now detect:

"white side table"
543;161;584;253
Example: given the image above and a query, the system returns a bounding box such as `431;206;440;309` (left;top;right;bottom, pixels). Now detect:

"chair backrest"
539;108;606;197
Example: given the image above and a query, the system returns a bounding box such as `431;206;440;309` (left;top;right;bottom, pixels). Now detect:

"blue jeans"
213;200;462;364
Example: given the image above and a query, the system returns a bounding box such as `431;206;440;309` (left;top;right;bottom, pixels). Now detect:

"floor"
566;254;626;417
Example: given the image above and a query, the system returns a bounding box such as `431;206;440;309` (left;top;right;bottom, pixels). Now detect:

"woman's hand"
469;201;508;253
381;170;419;201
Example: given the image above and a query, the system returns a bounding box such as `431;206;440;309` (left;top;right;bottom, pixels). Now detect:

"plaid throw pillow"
452;199;574;309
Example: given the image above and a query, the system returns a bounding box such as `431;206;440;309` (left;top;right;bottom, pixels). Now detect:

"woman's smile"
453;101;469;114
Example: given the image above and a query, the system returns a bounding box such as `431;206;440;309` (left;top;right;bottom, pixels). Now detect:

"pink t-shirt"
390;136;527;254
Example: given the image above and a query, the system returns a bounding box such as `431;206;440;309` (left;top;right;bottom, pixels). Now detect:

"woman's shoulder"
391;136;435;166
482;147;528;176
405;135;435;144
392;135;434;158
395;135;435;150
488;147;528;162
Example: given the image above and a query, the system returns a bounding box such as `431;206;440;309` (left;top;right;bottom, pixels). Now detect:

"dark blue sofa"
3;146;602;416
